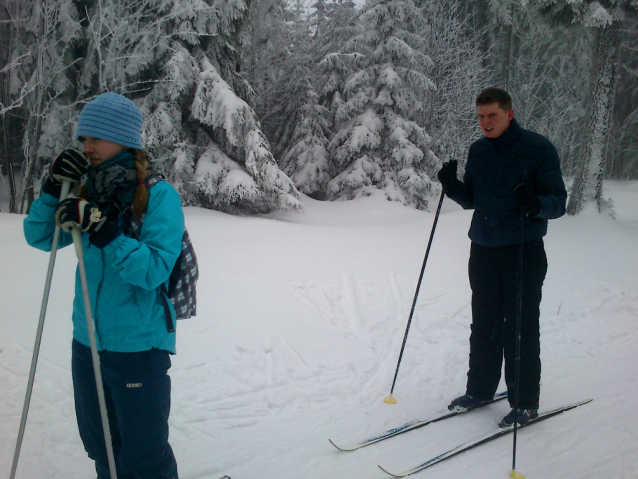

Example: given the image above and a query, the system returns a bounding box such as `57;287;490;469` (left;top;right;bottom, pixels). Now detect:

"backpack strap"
159;283;175;333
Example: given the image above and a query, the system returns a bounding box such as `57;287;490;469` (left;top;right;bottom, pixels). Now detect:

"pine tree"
328;0;439;209
607;17;638;179
280;82;332;197
5;0;300;214
189;57;301;213
311;0;330;26
311;0;360;125
243;0;315;160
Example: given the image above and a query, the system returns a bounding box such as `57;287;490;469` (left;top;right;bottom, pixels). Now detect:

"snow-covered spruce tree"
328;0;439;210
242;0;291;114
311;0;330;25
280;81;332;197
526;0;638;214
188;57;301;213
607;17;638;179
311;0;360;127
243;0;359;198
272;0;360;198
144;1;300;213
62;0;300;214
242;0;314;161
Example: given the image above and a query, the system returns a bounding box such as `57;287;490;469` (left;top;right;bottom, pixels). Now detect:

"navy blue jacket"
448;118;566;247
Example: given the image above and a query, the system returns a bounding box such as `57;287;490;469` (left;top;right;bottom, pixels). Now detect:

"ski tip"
328;438;350;451
509;469;526;479
384;394;398;404
378;464;405;477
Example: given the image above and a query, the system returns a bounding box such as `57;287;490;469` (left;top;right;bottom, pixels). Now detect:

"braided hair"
131;149;150;219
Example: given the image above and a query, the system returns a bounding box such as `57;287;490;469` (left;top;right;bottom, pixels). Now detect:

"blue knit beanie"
76;92;143;150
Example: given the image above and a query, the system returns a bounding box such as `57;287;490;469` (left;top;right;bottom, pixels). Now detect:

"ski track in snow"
2;181;638;479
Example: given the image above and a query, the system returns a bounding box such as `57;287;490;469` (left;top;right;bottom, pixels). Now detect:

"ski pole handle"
60;180;72;202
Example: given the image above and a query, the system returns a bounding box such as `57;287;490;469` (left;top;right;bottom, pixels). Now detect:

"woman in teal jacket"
24;92;182;479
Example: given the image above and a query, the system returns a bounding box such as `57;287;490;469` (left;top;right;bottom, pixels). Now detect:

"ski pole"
70;228;118;479
384;188;446;404
509;206;526;479
10;180;72;479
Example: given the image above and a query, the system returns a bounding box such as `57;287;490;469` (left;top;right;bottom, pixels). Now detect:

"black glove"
437;160;459;194
56;197;94;232
514;183;541;216
55;198;122;248
42;149;88;197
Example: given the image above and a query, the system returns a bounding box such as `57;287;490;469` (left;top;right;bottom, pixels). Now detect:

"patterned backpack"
131;174;198;332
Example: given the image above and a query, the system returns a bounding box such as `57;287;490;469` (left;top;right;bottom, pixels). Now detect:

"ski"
329;391;507;451
377;398;593;477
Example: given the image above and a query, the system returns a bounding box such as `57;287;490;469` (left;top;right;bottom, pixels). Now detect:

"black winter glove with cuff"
55;198;122;249
514;182;541;216
437;160;460;195
42;149;88;198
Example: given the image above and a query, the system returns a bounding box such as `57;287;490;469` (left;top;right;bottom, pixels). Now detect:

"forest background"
0;0;636;217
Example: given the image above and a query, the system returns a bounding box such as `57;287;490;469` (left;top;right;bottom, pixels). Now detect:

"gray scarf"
85;150;138;208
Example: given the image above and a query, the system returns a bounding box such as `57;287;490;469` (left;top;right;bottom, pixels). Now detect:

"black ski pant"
72;339;178;479
465;239;547;410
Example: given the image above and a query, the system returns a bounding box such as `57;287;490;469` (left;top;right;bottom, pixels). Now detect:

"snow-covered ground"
1;180;637;479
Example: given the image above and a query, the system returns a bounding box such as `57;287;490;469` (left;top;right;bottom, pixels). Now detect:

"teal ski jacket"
24;181;184;353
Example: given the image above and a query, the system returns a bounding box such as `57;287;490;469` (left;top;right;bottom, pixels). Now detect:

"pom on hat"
76;92;143;150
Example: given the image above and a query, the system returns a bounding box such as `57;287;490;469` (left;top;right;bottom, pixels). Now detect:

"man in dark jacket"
437;87;566;427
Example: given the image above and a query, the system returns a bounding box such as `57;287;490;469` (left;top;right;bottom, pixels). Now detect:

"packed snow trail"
1;181;638;478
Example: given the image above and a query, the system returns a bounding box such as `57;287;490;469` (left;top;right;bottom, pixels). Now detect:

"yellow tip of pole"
384;394;397;404
509;470;526;479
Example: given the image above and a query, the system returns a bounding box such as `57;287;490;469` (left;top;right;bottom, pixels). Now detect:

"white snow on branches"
192;58;301;212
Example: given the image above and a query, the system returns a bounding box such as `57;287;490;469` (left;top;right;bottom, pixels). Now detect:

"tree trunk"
19;114;42;214
566;22;620;215
504;3;515;91
2;112;17;213
0;1;18;213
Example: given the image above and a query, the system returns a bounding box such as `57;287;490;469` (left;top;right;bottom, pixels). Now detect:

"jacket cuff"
41;177;62;198
529;198;541;216
89;219;122;249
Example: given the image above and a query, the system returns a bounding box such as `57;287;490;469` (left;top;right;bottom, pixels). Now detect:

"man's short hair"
476;87;512;111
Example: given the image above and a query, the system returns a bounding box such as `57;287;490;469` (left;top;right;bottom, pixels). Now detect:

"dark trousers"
466;239;547;409
71;340;178;479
